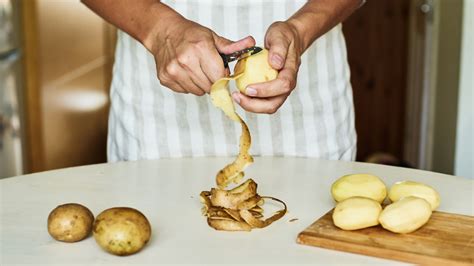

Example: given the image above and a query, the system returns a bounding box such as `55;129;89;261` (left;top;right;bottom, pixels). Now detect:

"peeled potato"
388;181;440;210
234;48;278;93
332;197;382;230
379;196;432;234
331;174;387;203
47;203;94;243
93;207;151;256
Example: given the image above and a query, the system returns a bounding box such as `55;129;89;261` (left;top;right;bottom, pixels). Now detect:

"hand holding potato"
234;49;278;94
232;21;302;114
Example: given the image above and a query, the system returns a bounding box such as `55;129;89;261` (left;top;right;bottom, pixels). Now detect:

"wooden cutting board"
297;209;474;265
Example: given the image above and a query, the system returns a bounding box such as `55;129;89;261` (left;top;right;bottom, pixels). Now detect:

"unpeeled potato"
234;48;278;93
332;197;382;230
47;203;94;242
93;207;151;256
331;174;387;203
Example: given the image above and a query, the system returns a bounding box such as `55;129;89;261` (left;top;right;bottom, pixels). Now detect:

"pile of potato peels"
200;49;287;231
200;179;287;231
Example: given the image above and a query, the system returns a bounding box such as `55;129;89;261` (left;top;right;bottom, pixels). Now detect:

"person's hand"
232;21;303;114
150;16;255;96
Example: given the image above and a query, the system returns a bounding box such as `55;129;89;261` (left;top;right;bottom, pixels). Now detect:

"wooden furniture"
343;0;411;163
20;0;115;173
298;209;474;265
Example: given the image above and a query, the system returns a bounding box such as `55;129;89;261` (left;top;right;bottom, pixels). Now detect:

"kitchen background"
0;0;472;179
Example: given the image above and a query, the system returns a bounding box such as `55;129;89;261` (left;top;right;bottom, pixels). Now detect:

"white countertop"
1;157;473;265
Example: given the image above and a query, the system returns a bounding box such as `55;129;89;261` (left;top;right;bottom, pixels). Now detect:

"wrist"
141;2;185;54
285;18;307;54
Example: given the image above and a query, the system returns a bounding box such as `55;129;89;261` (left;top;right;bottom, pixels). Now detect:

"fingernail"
272;54;284;67
240;35;251;41
246;87;257;96
232;92;241;104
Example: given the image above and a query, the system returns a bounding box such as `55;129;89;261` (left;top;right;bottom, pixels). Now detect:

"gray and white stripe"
107;0;356;162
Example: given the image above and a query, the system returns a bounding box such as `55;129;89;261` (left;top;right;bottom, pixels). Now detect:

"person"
82;0;363;162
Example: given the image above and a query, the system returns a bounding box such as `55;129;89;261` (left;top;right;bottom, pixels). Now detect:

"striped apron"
107;0;357;162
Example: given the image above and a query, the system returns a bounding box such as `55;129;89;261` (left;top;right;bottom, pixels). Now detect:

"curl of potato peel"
250;206;264;213
210;179;257;209
239;197;287;228
207;219;252;232
237;195;262;210
214;120;253;189
249;211;264;219
203;48;286;231
202;189;287;231
224;208;244;222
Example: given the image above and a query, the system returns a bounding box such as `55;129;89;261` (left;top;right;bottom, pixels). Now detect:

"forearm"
81;0;181;51
287;0;362;52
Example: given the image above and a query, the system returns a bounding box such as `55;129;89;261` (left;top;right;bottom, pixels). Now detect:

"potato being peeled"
332;197;382;230
47;203;94;242
93;207;151;256
388;181;440;210
331;174;387;203
234;48;278;93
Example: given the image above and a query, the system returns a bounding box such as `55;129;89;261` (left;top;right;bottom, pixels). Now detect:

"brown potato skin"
93;207;151;256
47;203;94;242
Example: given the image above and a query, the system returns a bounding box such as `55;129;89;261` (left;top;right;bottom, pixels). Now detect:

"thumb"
213;34;256;54
265;32;289;70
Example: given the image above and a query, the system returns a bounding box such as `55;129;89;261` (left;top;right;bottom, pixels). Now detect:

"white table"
1;157;473;265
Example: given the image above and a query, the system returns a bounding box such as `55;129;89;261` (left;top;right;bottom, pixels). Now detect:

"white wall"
454;0;474;178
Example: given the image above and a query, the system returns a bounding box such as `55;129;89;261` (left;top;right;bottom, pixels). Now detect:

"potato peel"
239;197;287;229
236;195;262;210
215;120;253;189
202;189;287;231
229;179;253;194
201;48;286;231
207;218;252;232
223;208;244;222
249;211;264;219
210;72;253;189
250;206;263;213
210;180;257;209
